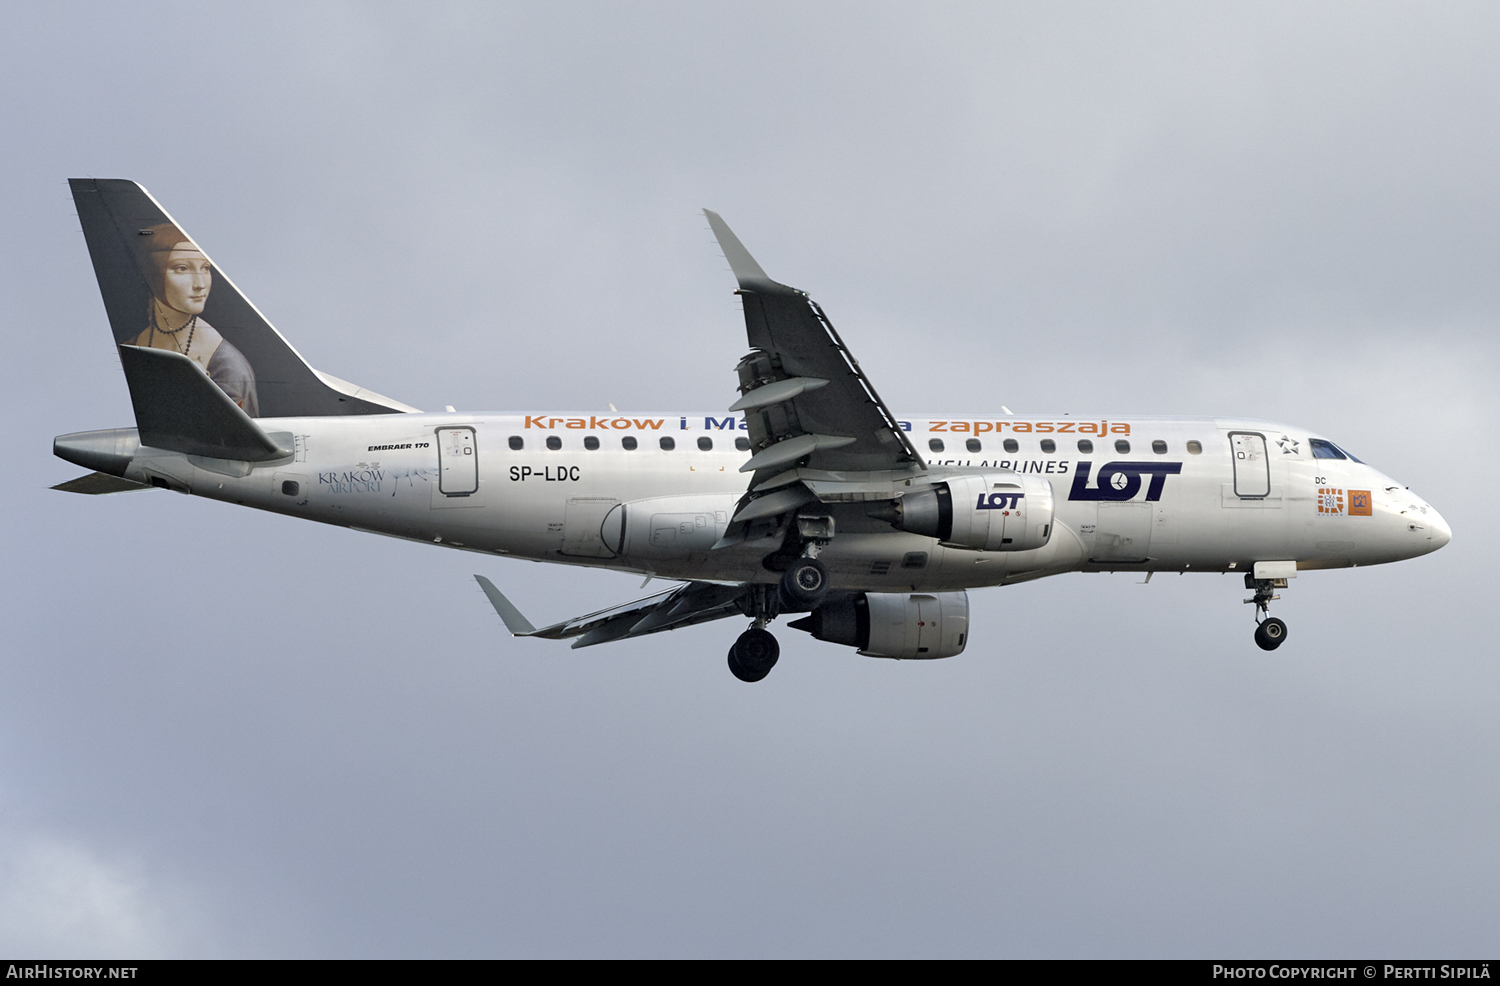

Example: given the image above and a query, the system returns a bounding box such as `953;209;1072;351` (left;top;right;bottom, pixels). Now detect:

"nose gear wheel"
1244;573;1290;651
1254;617;1288;651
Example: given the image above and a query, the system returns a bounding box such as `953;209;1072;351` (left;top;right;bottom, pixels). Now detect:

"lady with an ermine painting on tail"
128;222;259;416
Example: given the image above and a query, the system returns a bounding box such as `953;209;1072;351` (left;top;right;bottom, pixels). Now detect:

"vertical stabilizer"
70;178;417;417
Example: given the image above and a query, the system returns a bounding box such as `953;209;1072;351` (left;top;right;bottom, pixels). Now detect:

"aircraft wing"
475;576;748;649
704;210;923;485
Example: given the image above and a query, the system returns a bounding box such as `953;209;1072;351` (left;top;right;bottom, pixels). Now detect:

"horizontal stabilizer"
51;472;152;495
120;346;290;461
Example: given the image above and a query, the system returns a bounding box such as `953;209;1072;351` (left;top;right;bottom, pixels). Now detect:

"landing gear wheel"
1254;617;1288;651
777;557;830;612
727;628;780;682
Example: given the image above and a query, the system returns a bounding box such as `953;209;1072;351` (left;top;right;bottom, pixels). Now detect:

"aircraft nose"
1427;508;1452;552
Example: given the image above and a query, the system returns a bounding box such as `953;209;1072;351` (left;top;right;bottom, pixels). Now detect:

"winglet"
474;575;538;635
703;209;782;293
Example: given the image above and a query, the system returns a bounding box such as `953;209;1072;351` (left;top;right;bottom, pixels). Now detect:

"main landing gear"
728;627;780;683
778;556;829;611
776;515;833;613
727;582;783;683
729;516;835;682
728;557;824;682
1245;574;1290;651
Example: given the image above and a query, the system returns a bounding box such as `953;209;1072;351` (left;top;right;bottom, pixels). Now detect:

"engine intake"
788;591;969;659
870;473;1054;552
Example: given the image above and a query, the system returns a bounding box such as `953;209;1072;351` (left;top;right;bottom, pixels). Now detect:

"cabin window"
584;436;600;451
735;436;750;451
659;436;675;451
1186;441;1202;455
901;551;928;569
1152;440;1167;454
1310;439;1346;460
1040;439;1056;453
1115;439;1131;454
508;436;523;450
929;438;945;453
621;436;638;451
1077;439;1093;454
281;480;299;496
966;438;982;453
698;436;713;451
546;436;561;451
1003;439;1019;453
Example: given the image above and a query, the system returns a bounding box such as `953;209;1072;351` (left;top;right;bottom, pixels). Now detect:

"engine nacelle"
601;493;740;559
788;591;969;659
874;473;1054;552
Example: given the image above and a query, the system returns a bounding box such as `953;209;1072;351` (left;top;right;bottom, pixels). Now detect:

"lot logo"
1068;461;1182;502
976;492;1024;511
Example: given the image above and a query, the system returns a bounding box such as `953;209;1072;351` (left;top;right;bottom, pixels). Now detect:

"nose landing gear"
1254;617;1288;650
1245;574;1290;651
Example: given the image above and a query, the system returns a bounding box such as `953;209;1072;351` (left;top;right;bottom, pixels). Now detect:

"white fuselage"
120;410;1449;589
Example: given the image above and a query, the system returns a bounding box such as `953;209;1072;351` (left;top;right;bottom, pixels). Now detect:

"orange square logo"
1317;487;1345;515
1348;489;1372;516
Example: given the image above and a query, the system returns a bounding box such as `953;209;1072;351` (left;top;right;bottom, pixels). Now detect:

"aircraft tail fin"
120;345;291;461
69;178;418;418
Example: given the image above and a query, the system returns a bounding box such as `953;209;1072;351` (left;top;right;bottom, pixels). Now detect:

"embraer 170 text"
53;180;1451;681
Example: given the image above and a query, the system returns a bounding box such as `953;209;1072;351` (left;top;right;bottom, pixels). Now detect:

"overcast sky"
2;1;1497;957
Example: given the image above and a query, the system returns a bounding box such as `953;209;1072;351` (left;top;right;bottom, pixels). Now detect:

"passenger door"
437;427;478;496
1230;432;1270;498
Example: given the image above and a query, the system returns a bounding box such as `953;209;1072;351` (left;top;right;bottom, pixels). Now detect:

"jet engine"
870;474;1054;552
601;493;741;559
788;591;969;659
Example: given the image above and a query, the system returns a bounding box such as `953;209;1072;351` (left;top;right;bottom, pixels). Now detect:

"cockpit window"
1310;438;1346;460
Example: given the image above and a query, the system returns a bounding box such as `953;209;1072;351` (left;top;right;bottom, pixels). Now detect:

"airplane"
52;179;1452;682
